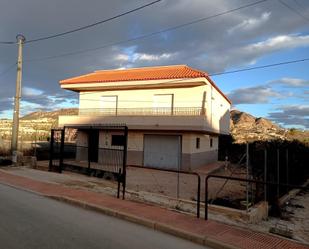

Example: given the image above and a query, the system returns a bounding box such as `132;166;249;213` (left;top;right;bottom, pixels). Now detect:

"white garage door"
143;135;181;170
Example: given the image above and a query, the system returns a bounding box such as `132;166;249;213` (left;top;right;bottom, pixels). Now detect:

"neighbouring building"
58;65;231;171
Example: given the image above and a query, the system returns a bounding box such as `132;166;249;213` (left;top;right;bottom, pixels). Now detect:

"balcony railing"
78;107;205;116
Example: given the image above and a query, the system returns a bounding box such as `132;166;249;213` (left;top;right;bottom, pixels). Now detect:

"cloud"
132;52;173;62
227;85;281;105
114;54;129;61
268;105;309;128
269;77;309;87
204;34;309;72
228;12;271;34
22;87;44;97
0;0;309;116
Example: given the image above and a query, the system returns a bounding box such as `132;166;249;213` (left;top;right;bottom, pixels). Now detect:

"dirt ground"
126;164;248;203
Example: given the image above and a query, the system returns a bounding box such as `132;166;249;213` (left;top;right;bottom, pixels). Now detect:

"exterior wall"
79;85;207;110
76;131;88;161
74;129;218;170
59;83;230;135
98;130;124;166
127;132;144;166
182;133;218;170
206;84;230;135
76;79;230;135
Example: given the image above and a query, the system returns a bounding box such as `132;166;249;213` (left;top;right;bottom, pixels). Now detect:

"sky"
0;0;308;129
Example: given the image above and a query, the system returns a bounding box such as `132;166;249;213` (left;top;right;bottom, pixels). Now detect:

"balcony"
59;107;215;133
78;107;205;116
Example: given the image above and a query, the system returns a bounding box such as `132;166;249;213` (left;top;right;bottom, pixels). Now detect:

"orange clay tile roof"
60;65;231;103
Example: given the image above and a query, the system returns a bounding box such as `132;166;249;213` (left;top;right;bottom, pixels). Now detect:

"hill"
21;108;78;120
230;110;309;144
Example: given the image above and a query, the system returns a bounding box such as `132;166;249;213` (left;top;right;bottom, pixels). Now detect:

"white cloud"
132;53;173;62
205;34;309;72
228;12;271;34
268;105;309;128
248;34;309;52
114;54;129;61
20;100;43;112
22;87;44;97
269;77;309;87
228;85;281;105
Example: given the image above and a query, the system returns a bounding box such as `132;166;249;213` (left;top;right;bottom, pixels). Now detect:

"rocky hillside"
230;110;309;144
21;108;78;120
230;109;285;143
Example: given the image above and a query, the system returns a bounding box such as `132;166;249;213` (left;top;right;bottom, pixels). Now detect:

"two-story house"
58;65;231;171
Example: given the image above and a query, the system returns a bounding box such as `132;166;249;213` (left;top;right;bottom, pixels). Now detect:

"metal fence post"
286;149;289;192
277;149;280;199
122;126;128;199
205;175;209;220
48;129;54;171
117;168;122;199
197;174;201;218
264;149;267;201
59;129;65;173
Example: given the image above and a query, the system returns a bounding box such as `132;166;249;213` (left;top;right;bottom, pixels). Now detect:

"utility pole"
246;143;249;212
11;34;26;161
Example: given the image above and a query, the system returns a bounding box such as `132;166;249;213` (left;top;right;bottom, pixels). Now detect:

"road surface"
0;184;209;249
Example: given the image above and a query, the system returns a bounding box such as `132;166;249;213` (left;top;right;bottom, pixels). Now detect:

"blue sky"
0;0;308;128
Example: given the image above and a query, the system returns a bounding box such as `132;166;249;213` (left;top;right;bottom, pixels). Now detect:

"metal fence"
49;125;128;198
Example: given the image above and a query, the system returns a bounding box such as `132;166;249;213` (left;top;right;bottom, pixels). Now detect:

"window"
111;135;125;146
210;138;213;148
196;137;200;149
153;94;173;115
100;96;118;115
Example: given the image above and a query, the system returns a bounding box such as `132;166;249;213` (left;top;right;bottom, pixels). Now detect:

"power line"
21;57;309;101
209;57;309;76
25;0;271;62
278;0;309;22
0;41;15;45
0;63;16;78
24;0;162;44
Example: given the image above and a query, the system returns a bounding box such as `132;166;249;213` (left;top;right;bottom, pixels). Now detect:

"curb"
47;195;238;249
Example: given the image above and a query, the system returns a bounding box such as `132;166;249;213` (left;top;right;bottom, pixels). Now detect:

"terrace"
58;107;216;132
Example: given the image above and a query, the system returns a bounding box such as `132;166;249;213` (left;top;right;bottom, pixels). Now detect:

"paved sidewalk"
0;169;308;249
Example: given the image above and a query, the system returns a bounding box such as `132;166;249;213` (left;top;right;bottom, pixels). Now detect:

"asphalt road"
0;184;209;249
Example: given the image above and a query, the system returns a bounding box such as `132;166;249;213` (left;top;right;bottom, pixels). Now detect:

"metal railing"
78;107;205;116
128;165;201;218
204;174;308;220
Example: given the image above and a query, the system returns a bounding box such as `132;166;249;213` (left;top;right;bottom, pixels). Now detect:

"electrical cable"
0;63;16;78
278;0;309;22
24;0;162;44
25;0;271;62
0;41;15;45
209;58;309;76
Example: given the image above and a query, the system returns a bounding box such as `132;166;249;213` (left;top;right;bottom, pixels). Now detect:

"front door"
88;130;99;162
